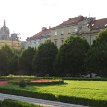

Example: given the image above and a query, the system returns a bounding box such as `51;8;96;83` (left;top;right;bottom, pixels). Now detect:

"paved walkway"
0;93;88;107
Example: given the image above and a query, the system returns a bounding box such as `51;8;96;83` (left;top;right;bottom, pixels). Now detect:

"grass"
0;80;107;101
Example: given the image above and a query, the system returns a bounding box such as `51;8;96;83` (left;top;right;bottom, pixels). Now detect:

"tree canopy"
33;41;58;76
54;36;90;76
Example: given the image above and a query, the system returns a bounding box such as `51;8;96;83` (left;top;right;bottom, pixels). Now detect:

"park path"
0;93;88;107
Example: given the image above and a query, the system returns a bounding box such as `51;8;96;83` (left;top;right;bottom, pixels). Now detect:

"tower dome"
0;20;10;40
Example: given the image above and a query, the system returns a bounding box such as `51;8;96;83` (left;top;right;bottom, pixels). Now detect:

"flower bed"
28;79;64;85
0;81;8;86
31;79;57;83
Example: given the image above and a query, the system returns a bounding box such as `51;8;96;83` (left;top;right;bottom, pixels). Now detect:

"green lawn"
1;80;107;101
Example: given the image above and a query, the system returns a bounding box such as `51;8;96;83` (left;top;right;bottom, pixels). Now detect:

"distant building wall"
0;40;21;49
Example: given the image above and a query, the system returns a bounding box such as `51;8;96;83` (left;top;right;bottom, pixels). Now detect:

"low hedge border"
0;88;107;107
28;80;64;85
58;95;107;107
62;77;107;81
0;88;57;101
0;76;107;81
0;99;41;107
10;80;64;86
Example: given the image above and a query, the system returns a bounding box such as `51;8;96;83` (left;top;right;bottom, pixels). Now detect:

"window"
54;39;58;45
61;38;64;45
61;31;64;35
55;31;57;36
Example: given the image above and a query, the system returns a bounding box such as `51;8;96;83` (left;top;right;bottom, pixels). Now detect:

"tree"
0;45;17;75
85;29;107;77
33;41;58;76
93;28;107;46
19;47;36;75
54;36;90;77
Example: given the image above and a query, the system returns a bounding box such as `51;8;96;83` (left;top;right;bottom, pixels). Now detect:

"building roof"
91;18;107;30
27;28;51;41
55;15;85;28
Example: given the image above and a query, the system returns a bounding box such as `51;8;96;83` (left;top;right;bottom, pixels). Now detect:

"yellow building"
0;40;21;49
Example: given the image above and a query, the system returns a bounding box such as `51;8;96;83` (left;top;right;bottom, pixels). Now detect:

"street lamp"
87;21;94;46
16;33;21;49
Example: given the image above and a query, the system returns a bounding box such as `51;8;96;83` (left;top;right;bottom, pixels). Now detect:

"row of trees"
0;29;107;77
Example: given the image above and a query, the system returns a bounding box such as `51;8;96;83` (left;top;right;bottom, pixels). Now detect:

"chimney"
42;27;47;31
49;26;51;29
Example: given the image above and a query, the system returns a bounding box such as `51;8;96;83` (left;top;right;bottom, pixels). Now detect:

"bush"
2;99;41;107
0;88;56;101
0;88;107;107
19;80;27;88
27;80;64;85
58;95;107;107
0;100;2;107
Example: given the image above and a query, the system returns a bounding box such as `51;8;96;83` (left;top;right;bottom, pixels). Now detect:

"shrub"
0;88;56;101
0;100;2;107
19;80;27;88
58;95;107;107
2;99;41;107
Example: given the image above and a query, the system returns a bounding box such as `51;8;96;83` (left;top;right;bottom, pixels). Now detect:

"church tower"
0;20;10;40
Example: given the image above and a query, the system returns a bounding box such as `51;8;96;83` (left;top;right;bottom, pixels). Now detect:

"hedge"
58;95;107;107
0;99;41;107
0;88;107;107
62;77;107;81
0;76;107;81
0;88;57;101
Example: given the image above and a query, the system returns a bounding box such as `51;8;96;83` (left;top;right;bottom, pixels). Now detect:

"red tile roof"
28;28;51;40
56;15;85;27
91;18;107;30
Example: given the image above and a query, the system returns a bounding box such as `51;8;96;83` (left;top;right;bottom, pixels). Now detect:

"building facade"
0;21;21;49
26;15;107;48
26;27;51;49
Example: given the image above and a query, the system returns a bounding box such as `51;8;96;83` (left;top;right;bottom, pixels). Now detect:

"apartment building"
27;15;107;48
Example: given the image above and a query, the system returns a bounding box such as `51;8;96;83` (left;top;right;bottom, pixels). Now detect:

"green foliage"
58;95;107;107
85;45;107;77
0;100;2;107
0;80;107;107
1;99;41;107
19;80;27;88
0;45;18;75
93;28;107;46
27;80;64;85
33;41;58;76
0;88;57;101
85;29;107;77
54;36;89;76
19;47;36;75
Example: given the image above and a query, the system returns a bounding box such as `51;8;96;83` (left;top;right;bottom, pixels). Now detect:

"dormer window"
105;24;107;27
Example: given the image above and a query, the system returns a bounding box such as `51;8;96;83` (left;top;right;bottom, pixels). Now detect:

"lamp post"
87;21;94;46
16;34;21;49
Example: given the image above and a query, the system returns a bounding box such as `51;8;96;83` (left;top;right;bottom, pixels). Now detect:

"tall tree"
85;45;107;77
0;45;16;75
19;47;36;75
54;36;89;77
33;41;58;76
93;28;107;46
85;28;107;77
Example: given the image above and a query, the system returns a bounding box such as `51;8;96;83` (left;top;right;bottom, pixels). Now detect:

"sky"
0;0;107;41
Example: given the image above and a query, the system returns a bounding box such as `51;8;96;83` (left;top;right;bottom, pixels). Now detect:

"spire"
4;20;6;27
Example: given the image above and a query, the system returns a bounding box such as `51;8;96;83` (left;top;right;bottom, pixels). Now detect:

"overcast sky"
0;0;107;41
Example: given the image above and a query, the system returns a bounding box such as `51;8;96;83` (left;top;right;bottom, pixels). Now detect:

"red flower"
0;81;8;85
